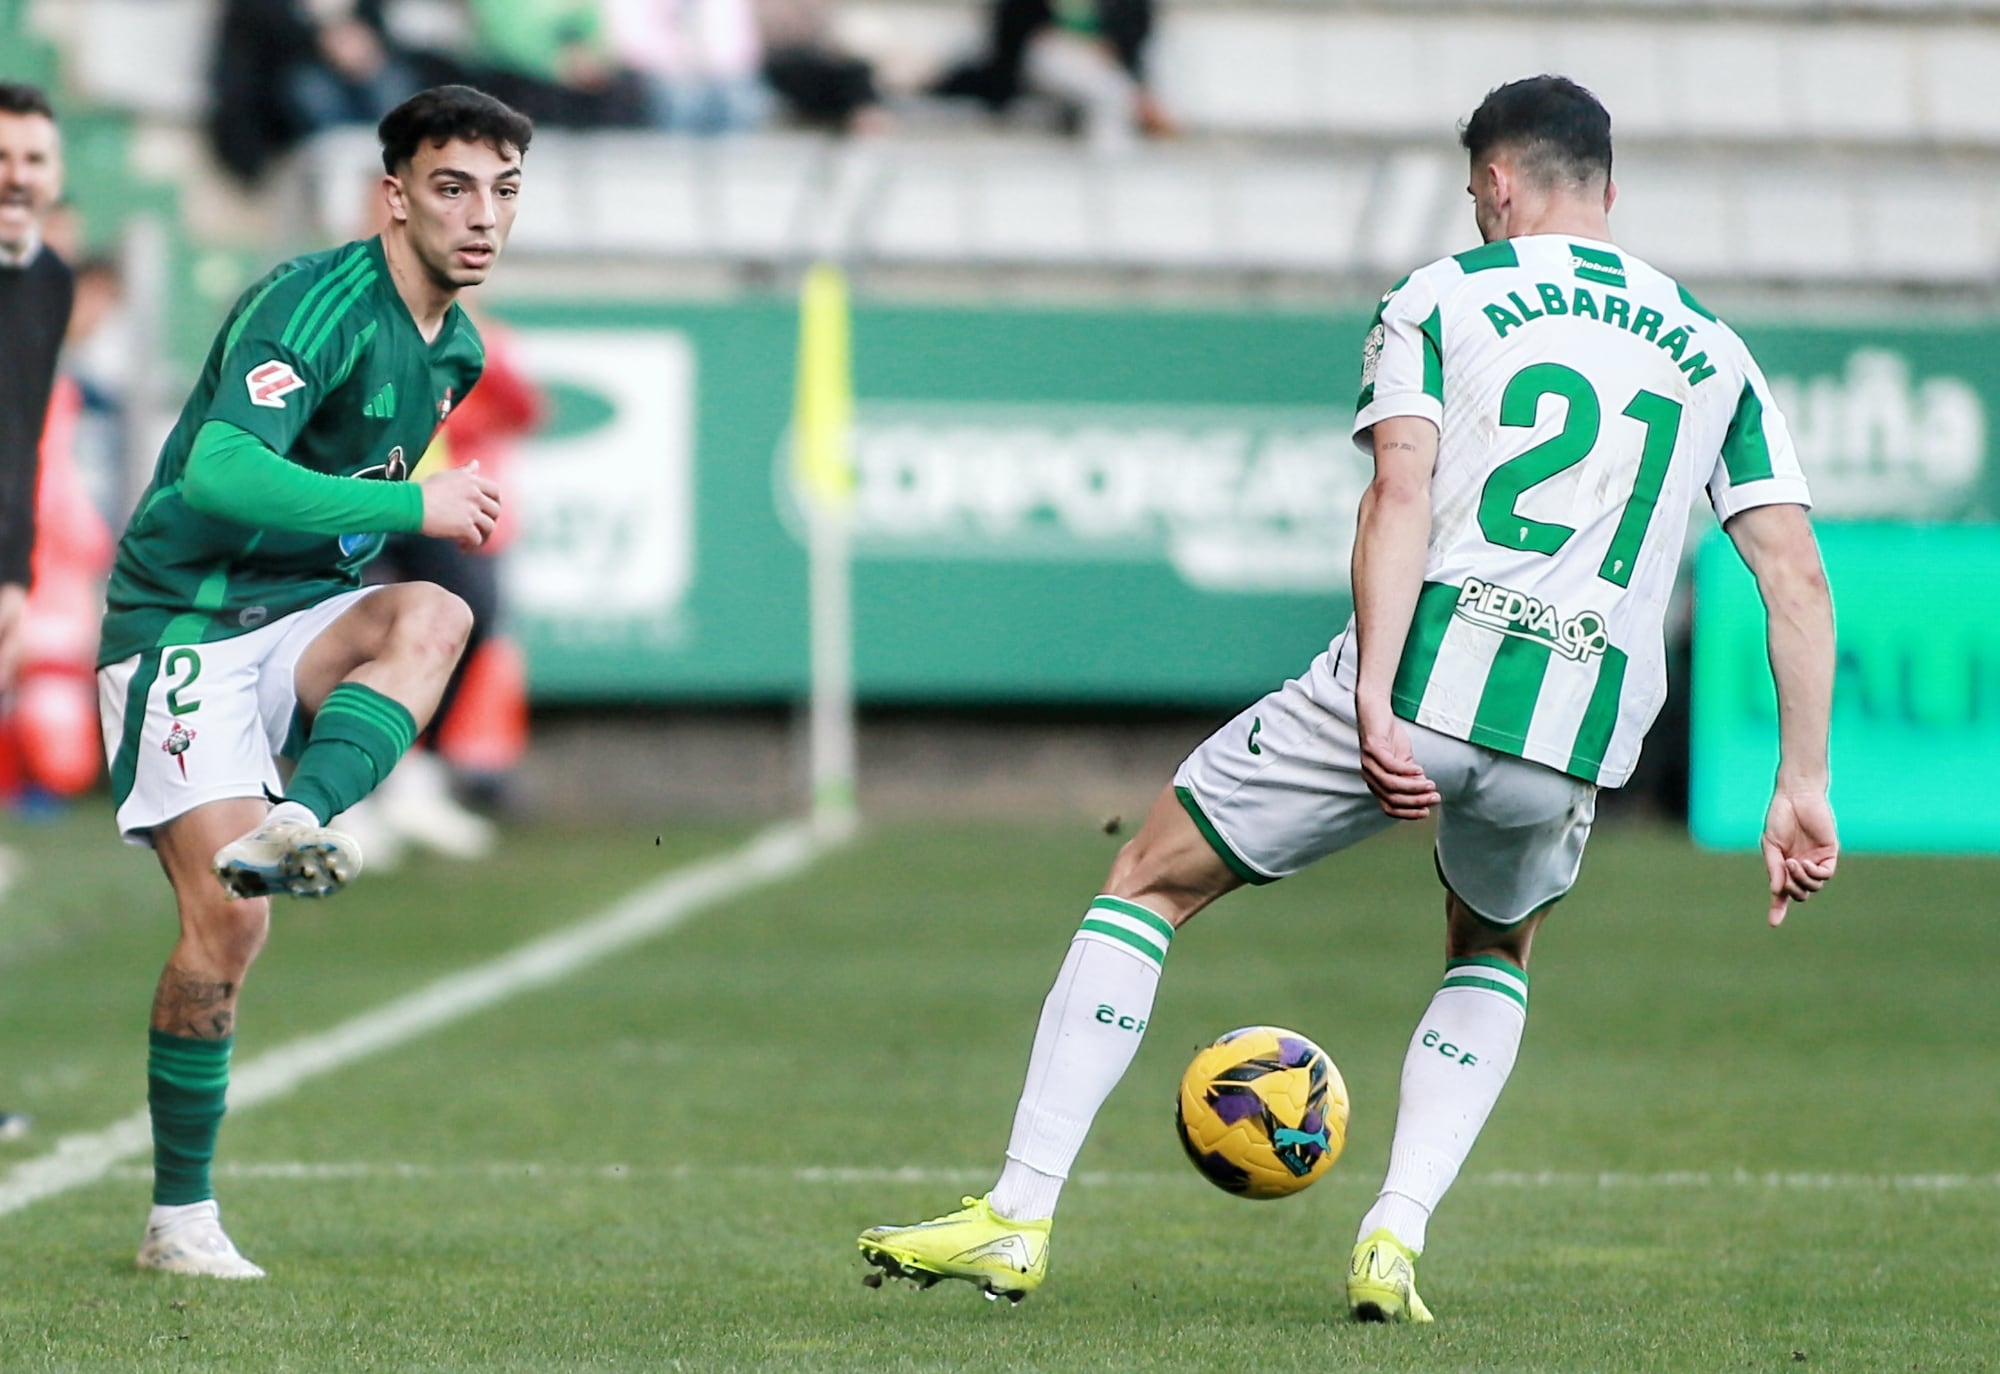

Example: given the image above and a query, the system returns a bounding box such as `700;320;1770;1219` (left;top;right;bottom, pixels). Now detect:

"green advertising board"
496;300;1363;705
1691;523;2000;853
493;297;2000;712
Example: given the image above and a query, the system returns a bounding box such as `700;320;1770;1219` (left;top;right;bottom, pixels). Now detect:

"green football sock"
148;1029;232;1207
286;682;418;824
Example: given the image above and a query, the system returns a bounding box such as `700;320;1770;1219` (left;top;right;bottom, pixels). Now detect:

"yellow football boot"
857;1194;1050;1303
1347;1228;1435;1323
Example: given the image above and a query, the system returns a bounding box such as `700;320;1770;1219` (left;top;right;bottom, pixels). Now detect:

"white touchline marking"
97;1162;2000;1192
0;819;848;1219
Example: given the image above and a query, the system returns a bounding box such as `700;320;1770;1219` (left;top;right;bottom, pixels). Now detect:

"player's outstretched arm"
183;421;425;535
417;461;502;551
1723;502;1838;927
1352;414;1442;820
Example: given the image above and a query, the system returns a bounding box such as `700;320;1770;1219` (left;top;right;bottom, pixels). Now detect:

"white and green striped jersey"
1347;234;1811;788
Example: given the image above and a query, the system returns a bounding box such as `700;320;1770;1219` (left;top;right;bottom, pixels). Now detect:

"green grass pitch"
1;799;1997;1371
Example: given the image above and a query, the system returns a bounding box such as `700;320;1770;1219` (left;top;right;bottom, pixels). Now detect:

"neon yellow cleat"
1347;1228;1434;1323
857;1194;1051;1303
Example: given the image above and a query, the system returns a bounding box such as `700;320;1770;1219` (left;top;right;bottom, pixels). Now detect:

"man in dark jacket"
0;80;75;1143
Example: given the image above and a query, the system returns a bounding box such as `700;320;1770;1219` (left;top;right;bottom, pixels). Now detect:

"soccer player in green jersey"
95;85;531;1278
857;77;1839;1320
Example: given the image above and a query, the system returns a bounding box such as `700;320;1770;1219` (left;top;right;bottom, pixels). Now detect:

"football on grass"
1175;1025;1348;1199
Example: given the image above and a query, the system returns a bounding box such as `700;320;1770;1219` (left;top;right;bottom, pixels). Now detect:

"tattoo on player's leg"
152;967;238;1039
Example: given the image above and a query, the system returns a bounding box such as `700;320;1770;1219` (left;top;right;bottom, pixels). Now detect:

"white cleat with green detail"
136;1201;266;1279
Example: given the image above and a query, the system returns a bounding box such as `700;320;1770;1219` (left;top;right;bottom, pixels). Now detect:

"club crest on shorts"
162;720;197;779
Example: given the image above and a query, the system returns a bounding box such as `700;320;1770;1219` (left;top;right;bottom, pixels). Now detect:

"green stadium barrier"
494;299;1359;705
491;299;2000;712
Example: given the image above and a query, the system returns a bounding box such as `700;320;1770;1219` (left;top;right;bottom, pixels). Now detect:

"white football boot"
136;1201;266;1279
213;805;361;899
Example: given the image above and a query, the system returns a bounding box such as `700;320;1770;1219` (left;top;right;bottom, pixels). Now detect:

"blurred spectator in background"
934;0;1172;155
0;239;122;819
755;0;888;133
0;83;69;699
0;203;119;861
607;0;771;135
0;303;118;818
208;0;429;183
466;0;650;129
53;256;133;534
0;79;74;1142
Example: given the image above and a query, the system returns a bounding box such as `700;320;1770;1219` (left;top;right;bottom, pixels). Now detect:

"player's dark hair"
1460;75;1612;189
0;82;56;121
378;85;532;174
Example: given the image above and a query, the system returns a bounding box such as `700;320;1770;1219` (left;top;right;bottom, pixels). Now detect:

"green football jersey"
99;236;485;665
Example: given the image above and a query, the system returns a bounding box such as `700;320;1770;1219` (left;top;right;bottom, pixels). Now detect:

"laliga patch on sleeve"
1360;324;1385;388
246;359;307;408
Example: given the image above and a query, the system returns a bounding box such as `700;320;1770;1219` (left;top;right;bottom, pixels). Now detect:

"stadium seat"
1361;150;1453;275
1921;33;2000;142
1302;18;1431;138
1854;177;1991;283
866;154;976;261
42;0;212;119
40;0;2000;290
1664;27;1796;142
1790;29;1920;143
1148;10;1320;134
972;151;1097;262
1607;157;1741;282
1097;155;1224;267
712;133;832;259
1546;23;1675;139
1736;163;1864;279
1223;158;1372;273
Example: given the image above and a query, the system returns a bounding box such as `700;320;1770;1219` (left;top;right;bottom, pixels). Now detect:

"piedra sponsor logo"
1453;577;1610;662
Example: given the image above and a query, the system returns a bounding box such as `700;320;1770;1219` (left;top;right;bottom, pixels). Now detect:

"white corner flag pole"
794;261;858;839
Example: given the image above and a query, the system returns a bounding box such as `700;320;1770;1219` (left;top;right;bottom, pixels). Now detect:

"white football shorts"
1172;631;1599;925
97;587;380;846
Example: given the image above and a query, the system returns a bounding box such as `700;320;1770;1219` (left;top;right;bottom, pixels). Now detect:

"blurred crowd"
209;0;1173;182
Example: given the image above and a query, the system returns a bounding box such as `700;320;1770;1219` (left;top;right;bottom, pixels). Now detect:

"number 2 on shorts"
164;647;203;716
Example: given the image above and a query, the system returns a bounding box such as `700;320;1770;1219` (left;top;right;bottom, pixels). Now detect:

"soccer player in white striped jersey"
857;75;1838;1322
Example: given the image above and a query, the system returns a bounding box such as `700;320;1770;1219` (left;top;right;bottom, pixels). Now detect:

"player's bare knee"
390;586;474;671
177;888;271;974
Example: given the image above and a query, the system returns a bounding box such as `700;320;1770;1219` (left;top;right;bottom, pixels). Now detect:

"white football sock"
1359;957;1529;1253
266;800;318;829
989;896;1174;1222
146;1198;218;1234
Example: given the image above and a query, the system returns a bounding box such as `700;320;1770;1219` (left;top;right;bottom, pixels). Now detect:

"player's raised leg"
213;582;472;900
138;797;274;1278
857;783;1239;1300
